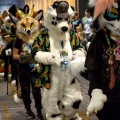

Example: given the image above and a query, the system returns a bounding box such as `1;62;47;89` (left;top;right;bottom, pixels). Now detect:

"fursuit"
85;0;120;120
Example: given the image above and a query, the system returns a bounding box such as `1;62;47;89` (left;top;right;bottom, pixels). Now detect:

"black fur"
72;100;81;109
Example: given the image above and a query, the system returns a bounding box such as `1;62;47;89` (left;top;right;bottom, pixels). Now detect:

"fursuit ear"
35;10;43;21
52;1;59;8
9;13;18;24
2;10;9;20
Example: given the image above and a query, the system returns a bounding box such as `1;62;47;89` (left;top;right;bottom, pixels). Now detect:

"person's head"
73;11;79;20
77;31;87;41
85;9;91;18
23;4;29;14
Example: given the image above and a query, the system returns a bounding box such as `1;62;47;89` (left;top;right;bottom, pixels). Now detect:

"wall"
24;0;75;13
18;0;25;9
0;0;19;14
76;0;89;19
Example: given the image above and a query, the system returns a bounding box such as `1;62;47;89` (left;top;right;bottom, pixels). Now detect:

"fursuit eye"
8;20;11;23
21;23;26;28
65;17;68;21
30;22;34;27
108;12;118;19
56;17;62;21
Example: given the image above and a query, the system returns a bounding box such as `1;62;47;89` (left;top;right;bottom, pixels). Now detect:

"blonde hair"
94;0;115;20
77;31;87;41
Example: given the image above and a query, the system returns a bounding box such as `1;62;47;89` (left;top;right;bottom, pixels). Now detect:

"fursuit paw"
11;80;16;87
5;48;12;56
73;49;86;59
86;89;107;117
35;51;60;65
70;57;86;80
13;93;23;104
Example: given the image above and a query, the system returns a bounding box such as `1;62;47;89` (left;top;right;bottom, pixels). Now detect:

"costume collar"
4;25;11;31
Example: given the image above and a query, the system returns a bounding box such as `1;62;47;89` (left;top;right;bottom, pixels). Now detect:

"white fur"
70;57;86;81
37;4;85;120
64;114;82;120
88;0;98;7
87;89;107;114
73;49;86;59
13;94;23;104
11;80;16;87
93;2;120;39
35;51;58;65
5;48;12;56
86;42;91;50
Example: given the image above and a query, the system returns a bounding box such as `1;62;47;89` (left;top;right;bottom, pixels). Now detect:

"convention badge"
22;43;31;53
59;49;69;70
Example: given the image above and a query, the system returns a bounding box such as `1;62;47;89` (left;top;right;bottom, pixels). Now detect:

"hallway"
0;73;98;120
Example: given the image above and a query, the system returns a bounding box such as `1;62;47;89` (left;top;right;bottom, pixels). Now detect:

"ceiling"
0;0;18;5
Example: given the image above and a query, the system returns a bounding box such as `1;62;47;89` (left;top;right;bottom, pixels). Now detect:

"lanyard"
61;41;64;49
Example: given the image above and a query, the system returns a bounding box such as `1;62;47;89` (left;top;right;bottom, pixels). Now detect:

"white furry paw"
35;51;56;65
5;48;12;56
11;80;16;87
87;89;107;115
70;57;86;76
73;49;86;59
13;94;23;104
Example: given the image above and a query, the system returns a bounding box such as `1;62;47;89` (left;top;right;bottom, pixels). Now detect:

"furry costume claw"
87;89;107;114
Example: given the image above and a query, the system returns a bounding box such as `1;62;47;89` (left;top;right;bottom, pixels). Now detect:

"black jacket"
85;30;120;102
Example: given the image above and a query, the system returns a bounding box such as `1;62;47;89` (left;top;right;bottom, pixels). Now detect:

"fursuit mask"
89;0;120;41
9;10;43;45
44;1;74;34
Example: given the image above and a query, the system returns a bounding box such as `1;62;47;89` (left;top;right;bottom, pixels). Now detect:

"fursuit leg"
42;79;64;120
64;113;82;120
60;79;83;119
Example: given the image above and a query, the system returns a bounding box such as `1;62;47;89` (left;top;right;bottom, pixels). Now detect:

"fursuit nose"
61;26;68;32
27;30;31;34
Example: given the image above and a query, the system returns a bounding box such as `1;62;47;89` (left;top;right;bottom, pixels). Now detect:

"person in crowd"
71;11;83;33
12;36;43;120
82;8;93;41
77;31;88;51
1;10;15;81
88;23;95;42
11;6;44;120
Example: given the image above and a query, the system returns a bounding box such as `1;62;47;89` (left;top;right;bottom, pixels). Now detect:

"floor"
0;73;99;120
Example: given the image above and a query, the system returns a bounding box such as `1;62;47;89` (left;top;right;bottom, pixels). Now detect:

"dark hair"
90;23;93;29
71;6;75;11
23;4;29;14
85;9;90;13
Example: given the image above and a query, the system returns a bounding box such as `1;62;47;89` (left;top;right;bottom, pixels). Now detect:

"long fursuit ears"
89;0;115;20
